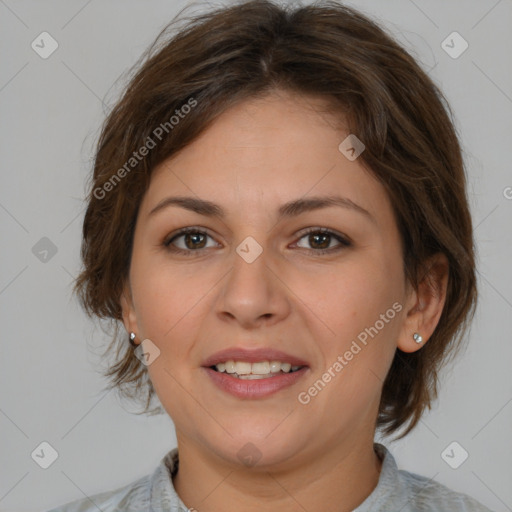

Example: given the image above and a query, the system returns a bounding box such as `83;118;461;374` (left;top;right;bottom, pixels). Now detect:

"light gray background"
1;1;511;511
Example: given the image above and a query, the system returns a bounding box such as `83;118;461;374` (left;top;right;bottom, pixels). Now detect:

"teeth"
281;363;292;373
238;374;274;380
234;361;252;375
224;361;236;373
214;360;302;375
252;361;270;374
269;361;282;373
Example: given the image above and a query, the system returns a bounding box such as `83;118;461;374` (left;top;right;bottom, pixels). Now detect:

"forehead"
140;91;391;225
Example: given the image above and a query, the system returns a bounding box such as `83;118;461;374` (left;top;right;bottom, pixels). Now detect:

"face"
121;89;419;470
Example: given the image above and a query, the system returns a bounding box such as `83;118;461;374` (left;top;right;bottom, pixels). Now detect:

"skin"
120;89;449;512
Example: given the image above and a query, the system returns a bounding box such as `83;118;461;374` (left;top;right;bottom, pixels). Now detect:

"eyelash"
163;226;351;256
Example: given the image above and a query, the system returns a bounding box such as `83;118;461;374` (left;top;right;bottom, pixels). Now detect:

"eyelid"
294;226;351;245
163;225;351;255
163;226;219;247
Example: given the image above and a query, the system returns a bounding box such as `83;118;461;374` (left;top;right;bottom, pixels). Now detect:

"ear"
120;281;140;345
397;253;449;353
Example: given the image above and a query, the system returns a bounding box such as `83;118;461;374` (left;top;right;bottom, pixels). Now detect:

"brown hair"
73;0;477;439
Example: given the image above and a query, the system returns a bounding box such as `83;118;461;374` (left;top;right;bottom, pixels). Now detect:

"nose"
215;243;291;330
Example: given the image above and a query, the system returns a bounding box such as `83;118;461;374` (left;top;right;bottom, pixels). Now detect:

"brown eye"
163;226;351;257
307;232;331;249
181;232;207;250
294;228;351;255
164;228;217;254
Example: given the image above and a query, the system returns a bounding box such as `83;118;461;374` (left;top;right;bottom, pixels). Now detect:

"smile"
212;360;304;379
203;365;309;398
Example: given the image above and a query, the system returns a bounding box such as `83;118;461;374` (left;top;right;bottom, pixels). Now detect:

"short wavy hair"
73;0;477;439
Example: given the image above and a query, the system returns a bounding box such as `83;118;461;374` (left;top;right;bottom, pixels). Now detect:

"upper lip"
202;347;309;367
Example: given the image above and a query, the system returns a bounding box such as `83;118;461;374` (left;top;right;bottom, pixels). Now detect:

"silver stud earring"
413;332;423;344
129;332;137;347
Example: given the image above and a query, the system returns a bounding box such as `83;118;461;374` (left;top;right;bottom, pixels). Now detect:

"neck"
172;433;382;512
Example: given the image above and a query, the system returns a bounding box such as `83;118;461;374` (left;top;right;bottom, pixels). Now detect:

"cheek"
138;265;207;418
305;254;402;338
305;253;403;392
131;251;207;338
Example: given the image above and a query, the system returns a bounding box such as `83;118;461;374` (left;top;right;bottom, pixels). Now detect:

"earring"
413;332;423;344
129;332;137;347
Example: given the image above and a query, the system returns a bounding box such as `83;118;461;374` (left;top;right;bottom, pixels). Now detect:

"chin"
205;430;307;471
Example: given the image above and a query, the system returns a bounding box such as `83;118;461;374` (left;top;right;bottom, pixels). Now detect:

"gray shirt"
46;443;493;511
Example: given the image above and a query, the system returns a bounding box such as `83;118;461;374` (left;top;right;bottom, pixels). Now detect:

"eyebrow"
148;195;376;225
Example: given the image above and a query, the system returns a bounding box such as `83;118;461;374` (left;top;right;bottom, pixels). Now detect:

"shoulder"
46;447;184;512
396;467;493;512
45;473;151;512
358;444;494;512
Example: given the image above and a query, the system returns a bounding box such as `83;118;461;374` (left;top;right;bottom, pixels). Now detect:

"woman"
48;0;492;510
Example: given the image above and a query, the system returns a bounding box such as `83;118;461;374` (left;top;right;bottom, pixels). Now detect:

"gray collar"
148;443;396;512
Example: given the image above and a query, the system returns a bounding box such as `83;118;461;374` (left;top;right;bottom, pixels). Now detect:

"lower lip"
202;367;309;399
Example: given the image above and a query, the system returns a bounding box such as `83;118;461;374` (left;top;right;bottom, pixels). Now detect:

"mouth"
201;347;310;398
209;360;306;379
